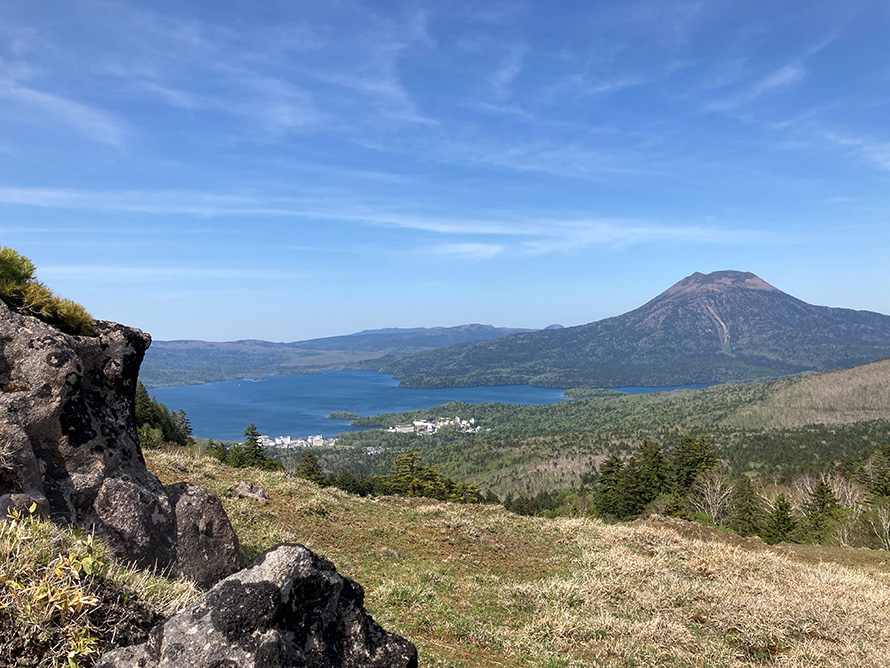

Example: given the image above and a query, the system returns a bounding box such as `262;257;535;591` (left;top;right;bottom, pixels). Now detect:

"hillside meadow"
144;448;890;668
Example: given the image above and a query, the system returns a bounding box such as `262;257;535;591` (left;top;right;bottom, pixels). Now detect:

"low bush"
0;246;95;336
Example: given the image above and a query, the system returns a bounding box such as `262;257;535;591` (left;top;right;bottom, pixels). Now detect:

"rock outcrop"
0;301;238;587
235;479;270;502
98;543;418;668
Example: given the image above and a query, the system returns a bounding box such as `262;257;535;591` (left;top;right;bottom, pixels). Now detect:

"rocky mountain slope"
371;270;890;387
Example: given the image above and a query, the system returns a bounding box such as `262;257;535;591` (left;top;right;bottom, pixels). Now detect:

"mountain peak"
662;270;780;297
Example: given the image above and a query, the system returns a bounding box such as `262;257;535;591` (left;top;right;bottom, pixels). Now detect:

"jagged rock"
97;543;419;668
166;482;240;589
235;479;270;502
0;301;237;585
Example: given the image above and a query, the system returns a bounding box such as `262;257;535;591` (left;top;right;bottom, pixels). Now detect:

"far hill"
369;270;890;388
140;324;532;387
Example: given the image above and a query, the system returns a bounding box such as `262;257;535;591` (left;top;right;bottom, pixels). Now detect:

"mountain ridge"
141;323;534;387
369;270;890;388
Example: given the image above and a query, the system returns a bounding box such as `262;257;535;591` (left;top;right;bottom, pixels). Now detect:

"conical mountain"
373;270;890;388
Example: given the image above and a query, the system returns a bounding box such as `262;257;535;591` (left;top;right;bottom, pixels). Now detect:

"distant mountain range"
140;324;532;387
368;270;890;388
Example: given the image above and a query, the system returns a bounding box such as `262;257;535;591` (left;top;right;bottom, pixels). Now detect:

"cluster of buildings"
257;434;338;449
386;416;481;435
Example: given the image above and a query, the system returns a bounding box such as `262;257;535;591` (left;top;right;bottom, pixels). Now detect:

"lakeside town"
257;415;482;450
387;416;482;435
257;434;339;449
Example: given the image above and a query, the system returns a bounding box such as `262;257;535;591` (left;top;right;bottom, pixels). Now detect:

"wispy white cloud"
491;43;527;98
821;131;890;172
428;243;504;260
707;64;805;111
522;219;768;254
0;186;774;257
0;76;127;146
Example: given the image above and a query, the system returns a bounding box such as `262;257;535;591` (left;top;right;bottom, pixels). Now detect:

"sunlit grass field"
146;448;890;667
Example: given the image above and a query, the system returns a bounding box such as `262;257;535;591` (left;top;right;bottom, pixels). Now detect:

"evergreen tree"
615;456;645;520
802;478;839;542
134;381;193;446
762;494;797;544
663;491;689;519
206;440;229;463
296;451;325;484
593;454;625;519
380;450;454;500
227;424;280;470
671;436;719;494
867;444;890;498
728;475;764;536
637;439;669;505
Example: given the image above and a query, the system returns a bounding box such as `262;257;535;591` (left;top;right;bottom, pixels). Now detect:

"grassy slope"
726;358;890;429
147;449;890;668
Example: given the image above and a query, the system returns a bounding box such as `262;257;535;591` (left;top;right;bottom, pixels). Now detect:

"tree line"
502;437;890;549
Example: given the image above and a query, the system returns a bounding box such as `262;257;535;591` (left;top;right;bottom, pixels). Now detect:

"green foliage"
728;476;764;537
592;454;625;519
671;436;718;493
136;424;165;451
135;382;193;448
762;494;797;545
295;451;325;484
801;478;840;542
866;444;890;498
205;440;229;463
376;450;484;503
0;246;95;336
0;505;197;668
226;424;282;471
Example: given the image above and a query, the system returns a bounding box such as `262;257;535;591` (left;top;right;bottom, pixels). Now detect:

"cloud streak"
0;186;775;256
0;77;127;146
707;64;805;111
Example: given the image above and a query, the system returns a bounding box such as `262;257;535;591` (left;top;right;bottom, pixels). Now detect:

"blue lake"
150;370;571;440
150;371;716;441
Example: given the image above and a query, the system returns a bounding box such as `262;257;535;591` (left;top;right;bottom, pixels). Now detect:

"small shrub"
0;506;199;667
0;246;95;336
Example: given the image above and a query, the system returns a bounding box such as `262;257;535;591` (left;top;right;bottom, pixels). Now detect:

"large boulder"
0;301;238;585
97;543;419;668
165;482;241;589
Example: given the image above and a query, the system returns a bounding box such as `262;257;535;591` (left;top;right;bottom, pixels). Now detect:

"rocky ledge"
0;300;238;588
98;543;419;668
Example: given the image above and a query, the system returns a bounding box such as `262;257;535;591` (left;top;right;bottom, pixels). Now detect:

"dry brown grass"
728;359;890;429
146;448;890;667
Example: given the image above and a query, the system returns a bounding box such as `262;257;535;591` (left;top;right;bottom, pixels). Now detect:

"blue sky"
1;0;889;341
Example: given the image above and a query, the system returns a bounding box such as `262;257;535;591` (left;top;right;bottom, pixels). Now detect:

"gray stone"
97;543;419;668
235;479;270;502
166;482;240;588
0;301;235;586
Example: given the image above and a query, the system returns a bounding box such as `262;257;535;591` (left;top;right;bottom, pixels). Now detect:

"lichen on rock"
97;543;419;668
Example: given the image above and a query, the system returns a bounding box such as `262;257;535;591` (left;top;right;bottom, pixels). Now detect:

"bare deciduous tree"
688;469;733;525
870;501;890;551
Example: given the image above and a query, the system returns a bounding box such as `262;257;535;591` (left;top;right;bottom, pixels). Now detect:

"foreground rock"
0;301;238;586
98;543;419;668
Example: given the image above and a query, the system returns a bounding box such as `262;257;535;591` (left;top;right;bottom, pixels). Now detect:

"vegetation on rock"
0;505;198;668
0;246;94;336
